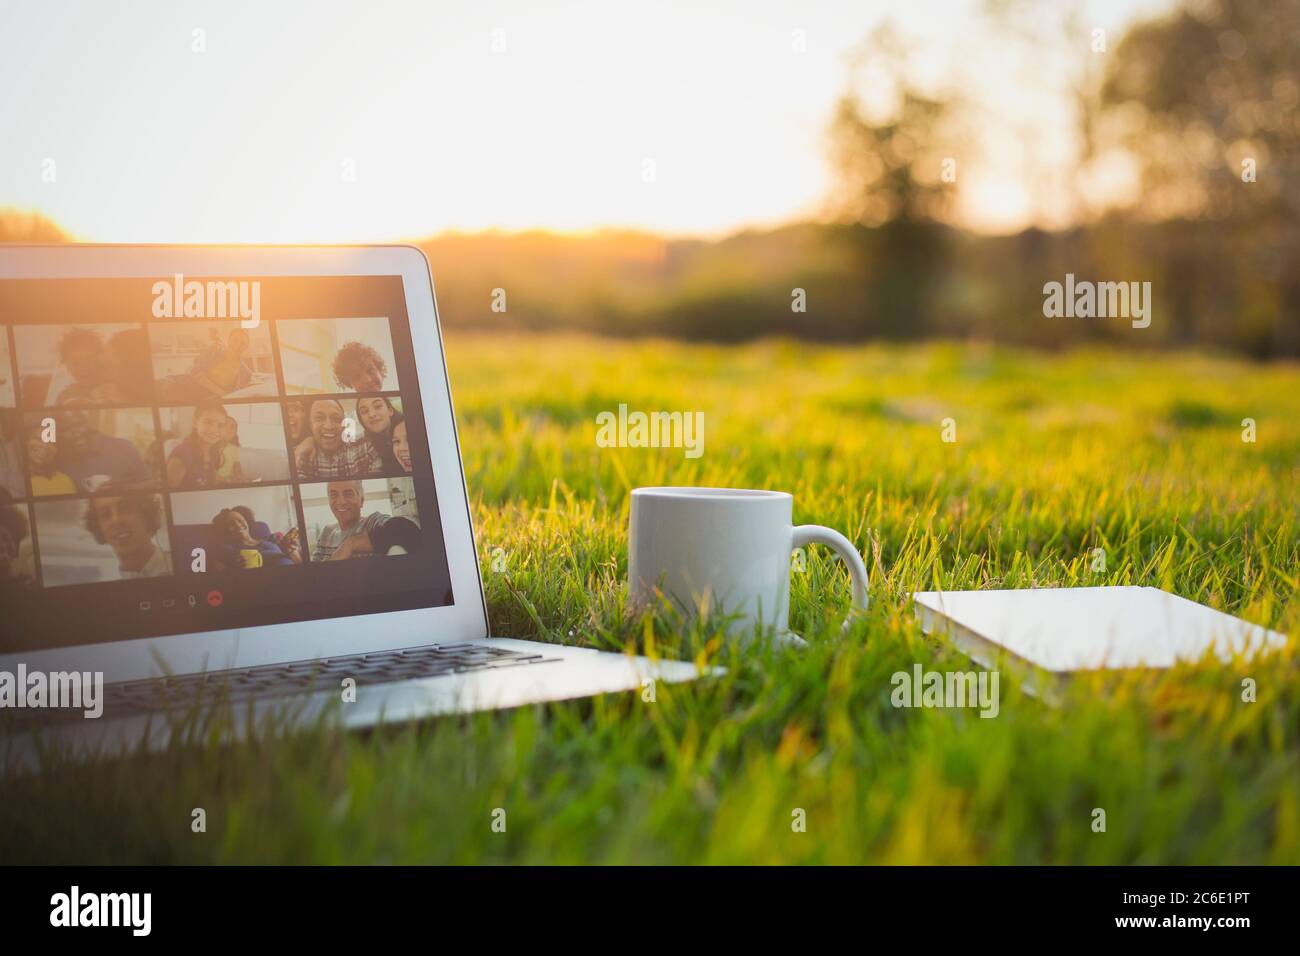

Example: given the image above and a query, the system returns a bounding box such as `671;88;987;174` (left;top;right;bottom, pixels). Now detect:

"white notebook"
912;586;1289;673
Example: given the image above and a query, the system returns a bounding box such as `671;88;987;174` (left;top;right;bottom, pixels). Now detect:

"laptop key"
72;645;561;718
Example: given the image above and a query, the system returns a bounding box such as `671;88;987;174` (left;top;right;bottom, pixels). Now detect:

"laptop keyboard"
1;643;558;726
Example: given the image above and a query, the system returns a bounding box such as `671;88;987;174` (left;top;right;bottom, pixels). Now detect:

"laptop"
0;244;702;766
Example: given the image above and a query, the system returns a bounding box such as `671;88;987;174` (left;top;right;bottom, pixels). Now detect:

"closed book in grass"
912;586;1289;689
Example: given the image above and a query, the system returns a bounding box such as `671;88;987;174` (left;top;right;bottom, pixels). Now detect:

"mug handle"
791;525;870;614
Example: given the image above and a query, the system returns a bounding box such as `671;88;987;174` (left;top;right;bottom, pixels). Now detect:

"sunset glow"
1;0;1171;242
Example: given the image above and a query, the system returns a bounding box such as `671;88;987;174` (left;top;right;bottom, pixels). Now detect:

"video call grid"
0;314;428;589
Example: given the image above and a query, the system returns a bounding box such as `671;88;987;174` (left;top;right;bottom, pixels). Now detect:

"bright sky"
0;0;1172;242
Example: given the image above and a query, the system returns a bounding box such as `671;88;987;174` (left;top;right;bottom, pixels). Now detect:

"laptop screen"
0;274;455;653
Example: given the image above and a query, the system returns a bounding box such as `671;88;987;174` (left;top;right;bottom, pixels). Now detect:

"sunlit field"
4;334;1298;864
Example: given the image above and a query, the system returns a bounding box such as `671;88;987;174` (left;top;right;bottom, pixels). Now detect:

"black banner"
2;866;1280;940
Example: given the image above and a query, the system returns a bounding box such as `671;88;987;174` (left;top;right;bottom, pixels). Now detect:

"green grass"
4;335;1299;864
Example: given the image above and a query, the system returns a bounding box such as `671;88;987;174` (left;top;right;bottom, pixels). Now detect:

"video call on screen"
0;275;454;653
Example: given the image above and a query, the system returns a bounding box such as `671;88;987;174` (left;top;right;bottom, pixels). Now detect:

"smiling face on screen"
90;497;155;567
193;407;227;446
357;397;392;435
391;421;411;472
327;481;363;527
310;400;345;452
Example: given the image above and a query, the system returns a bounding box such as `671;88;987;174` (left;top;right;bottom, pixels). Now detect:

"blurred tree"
1102;0;1300;355
0;209;68;243
828;25;955;339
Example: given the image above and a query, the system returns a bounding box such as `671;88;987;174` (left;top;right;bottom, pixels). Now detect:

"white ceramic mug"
628;487;869;641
